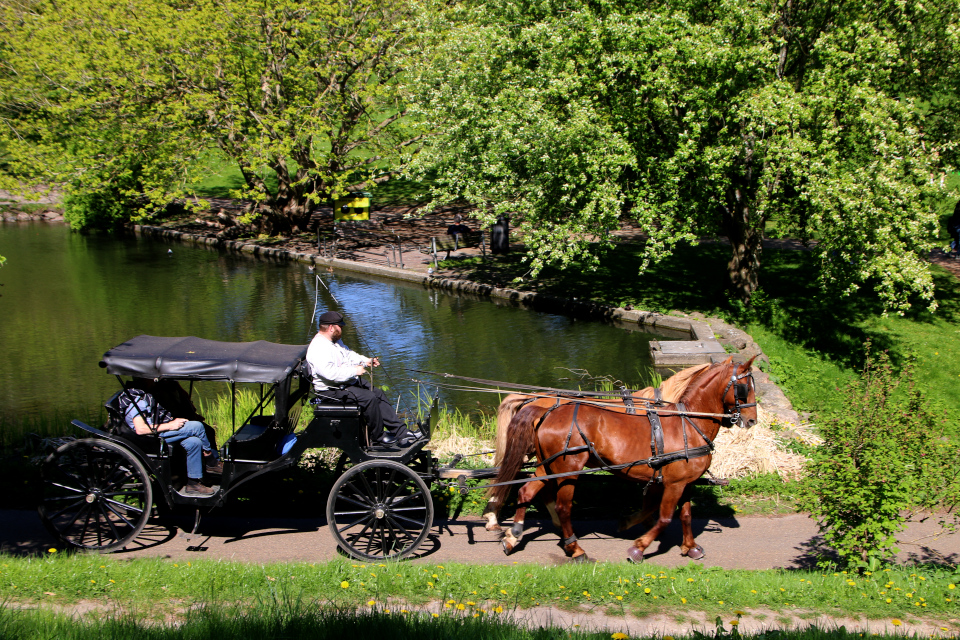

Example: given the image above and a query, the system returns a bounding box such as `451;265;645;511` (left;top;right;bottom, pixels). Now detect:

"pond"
0;222;677;426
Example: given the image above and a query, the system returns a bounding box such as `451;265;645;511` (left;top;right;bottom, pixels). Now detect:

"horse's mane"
678;358;732;404
639;363;710;403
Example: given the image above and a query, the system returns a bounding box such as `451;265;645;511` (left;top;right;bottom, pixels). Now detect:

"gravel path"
3;508;958;569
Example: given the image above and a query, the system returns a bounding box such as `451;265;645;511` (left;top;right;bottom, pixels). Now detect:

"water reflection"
0;223;674;422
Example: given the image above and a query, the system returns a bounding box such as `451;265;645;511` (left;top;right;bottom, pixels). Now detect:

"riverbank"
130;220;802;429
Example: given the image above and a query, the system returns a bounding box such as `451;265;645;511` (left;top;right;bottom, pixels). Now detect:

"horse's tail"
486;404;543;512
494;393;534;467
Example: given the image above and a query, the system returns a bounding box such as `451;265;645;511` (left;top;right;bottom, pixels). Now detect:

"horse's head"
722;356;758;428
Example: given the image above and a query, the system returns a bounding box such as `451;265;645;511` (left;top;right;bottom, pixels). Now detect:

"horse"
483;357;758;562
484;363;711;532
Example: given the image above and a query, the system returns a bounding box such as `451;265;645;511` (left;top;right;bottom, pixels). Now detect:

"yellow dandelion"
432;613;439;618
681;598;687;604
473;613;480;618
90;580;96;584
616;596;623;601
730;620;739;626
892;619;902;626
456;604;465;611
432;574;439;578
583;591;590;597
467;601;476;606
501;589;507;595
340;581;349;589
665;636;675;640
718;600;724;605
644;588;651;594
367;600;375;606
494;606;503;613
47;548;57;554
401;609;409;614
611;633;629;640
687;578;694;583
886;599;892;603
950;584;956;590
427;582;434;588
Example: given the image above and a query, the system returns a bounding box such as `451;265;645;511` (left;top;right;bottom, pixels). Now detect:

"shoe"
205;460;224;475
377;432;398;445
182;480;216;496
396;433;418;447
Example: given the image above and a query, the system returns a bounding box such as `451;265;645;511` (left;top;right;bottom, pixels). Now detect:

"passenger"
306;310;419;447
119;382;222;497
132;377;220;460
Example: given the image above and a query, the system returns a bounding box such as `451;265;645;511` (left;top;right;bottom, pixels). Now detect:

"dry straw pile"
711;405;821;481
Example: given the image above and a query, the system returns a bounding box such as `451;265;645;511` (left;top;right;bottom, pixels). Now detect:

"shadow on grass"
448;241;960;373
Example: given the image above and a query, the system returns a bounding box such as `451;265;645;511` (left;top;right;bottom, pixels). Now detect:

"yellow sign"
334;192;371;221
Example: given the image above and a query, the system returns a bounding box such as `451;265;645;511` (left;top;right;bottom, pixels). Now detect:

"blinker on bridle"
723;369;757;427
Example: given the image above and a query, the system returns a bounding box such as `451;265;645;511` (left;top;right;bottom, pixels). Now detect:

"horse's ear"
743;355;758;370
721;356;733;366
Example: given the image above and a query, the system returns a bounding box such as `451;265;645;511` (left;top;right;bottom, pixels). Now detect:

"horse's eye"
734;383;749;401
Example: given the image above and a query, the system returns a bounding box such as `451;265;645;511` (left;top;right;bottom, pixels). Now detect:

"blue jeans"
160;421;214;480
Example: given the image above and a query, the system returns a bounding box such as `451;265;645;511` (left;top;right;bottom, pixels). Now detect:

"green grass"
0;604;946;640
2;554;959;622
186;149;429;207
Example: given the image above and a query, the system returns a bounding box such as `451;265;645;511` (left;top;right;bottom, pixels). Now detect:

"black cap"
317;310;345;326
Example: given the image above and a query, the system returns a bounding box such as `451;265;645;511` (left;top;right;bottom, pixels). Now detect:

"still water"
0;223;673;422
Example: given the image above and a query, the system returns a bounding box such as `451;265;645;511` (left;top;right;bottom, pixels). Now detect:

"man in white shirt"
306;310;417;447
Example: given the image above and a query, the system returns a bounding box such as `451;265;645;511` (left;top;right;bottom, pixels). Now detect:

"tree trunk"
722;185;763;305
260;168;315;235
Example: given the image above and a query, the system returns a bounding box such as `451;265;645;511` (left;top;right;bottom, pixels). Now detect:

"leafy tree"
406;0;959;310
798;347;960;569
0;0;427;233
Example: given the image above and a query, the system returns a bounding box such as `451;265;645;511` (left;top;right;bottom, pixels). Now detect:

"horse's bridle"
722;368;758;428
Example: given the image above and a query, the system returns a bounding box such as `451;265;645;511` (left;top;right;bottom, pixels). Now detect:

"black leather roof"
100;335;307;383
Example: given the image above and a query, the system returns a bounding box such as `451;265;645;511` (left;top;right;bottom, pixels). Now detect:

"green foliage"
798;346;960;569
407;0;959;309
0;0;433;233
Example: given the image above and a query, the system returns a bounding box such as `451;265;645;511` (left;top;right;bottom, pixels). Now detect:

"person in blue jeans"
120;386;222;496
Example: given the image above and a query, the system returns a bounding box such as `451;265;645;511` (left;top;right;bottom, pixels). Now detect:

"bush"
798;345;960;569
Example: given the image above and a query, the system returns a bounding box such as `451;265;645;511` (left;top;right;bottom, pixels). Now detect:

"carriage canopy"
100;335;308;384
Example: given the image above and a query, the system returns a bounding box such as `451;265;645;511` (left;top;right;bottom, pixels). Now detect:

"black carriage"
38;335;443;561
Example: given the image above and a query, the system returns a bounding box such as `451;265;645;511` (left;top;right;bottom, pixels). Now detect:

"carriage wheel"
326;460;434;561
39;438;153;552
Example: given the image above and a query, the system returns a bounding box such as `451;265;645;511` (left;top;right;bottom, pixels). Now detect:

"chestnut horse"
483;357;757;562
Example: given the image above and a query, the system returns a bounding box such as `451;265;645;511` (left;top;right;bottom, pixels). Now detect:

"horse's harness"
408;367;757;491
519;369;757;492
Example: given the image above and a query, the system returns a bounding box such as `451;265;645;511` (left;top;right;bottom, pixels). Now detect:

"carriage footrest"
437;467;500;480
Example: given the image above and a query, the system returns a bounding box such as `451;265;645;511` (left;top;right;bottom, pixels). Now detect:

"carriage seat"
311;395;362;418
230;415;275;443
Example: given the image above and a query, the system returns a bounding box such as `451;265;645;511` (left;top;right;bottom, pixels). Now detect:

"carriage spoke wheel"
327;460;434;561
39;439;153;552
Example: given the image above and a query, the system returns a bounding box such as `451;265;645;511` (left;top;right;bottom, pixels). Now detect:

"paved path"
4;509;958;568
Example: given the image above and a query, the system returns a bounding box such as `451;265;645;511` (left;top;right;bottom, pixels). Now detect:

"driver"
119;381;222;497
306;310;418;447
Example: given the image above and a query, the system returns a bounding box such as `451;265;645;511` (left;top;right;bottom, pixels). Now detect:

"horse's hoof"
571;553;589;564
683;544;705;560
501;539;513;555
626;546;644;563
486;523;503;532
